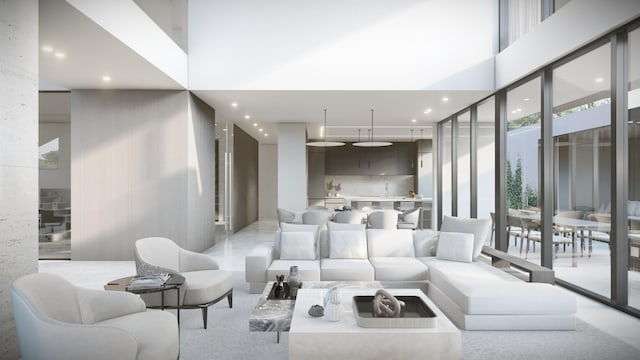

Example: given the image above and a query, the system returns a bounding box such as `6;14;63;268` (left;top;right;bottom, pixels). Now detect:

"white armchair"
11;273;179;360
134;237;233;329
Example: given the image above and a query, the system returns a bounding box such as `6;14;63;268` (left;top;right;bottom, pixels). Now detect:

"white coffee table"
289;288;461;360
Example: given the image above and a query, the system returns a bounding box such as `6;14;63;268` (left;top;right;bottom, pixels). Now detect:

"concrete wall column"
0;0;39;357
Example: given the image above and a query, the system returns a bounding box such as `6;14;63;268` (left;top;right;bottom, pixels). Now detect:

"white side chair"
368;210;399;229
134;237;233;329
277;208;296;225
333;210;365;224
302;210;332;228
11;273;179;360
397;207;422;230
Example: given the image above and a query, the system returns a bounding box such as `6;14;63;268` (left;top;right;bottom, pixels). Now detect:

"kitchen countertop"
341;196;432;202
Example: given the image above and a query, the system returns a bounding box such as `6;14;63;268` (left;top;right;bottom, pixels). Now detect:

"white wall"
71;90;215;260
39;123;71;189
0;0;38;356
496;0;640;89
277;123;307;212
259;144;278;219
188;0;497;90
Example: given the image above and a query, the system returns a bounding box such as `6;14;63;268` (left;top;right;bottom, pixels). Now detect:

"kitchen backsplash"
324;175;415;197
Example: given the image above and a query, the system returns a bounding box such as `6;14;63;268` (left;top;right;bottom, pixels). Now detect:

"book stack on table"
126;273;171;291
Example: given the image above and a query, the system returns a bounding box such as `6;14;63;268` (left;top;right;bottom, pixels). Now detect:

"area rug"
177;272;640;360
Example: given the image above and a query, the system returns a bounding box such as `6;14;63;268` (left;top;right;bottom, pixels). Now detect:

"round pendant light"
353;109;392;147
306;109;345;147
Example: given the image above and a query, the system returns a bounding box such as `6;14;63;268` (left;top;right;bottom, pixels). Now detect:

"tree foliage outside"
506;156;538;210
39;150;59;169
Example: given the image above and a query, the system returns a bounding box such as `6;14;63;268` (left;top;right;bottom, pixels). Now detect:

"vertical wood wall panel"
232;125;259;232
71;90;192;260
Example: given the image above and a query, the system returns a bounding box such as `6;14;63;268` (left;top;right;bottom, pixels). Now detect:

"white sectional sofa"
245;216;577;330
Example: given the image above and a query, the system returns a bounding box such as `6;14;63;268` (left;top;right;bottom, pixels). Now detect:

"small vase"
288;266;301;298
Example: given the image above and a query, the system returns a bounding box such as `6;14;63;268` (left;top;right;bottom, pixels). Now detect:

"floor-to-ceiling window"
506;77;542;261
457;111;471;218
629;27;640;310
552;42;612;298
478;97;496;245
441;120;453;219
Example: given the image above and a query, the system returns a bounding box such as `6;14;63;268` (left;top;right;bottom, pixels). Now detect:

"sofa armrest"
245;245;274;284
179;249;220;272
76;288;146;324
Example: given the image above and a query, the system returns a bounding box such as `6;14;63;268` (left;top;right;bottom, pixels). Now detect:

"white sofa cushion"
368;257;429;281
320;259;375;281
440;216;491;260
367;229;415;257
422;258;576;315
276;223;320;258
329;230;367;259
280;231;316;260
436;232;474;263
267;260;321;281
413;229;439;257
326;222;366;259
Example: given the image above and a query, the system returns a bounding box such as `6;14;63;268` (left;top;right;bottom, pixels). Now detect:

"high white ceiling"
38;0;493;144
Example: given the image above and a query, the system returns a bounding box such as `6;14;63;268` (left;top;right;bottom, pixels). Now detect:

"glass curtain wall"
478;97;496;246
457;111;471;218
552;43;611;298
629;27;640;310
506;77;542;262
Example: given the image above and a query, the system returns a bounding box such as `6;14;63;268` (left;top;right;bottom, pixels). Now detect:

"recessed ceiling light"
595;77;604;83
442;97;449;102
523;98;530;101
54;52;65;59
264;133;268;137
259;128;263;132
42;45;53;53
244;115;251;119
424;109;432;114
102;75;111;82
411;119;417;123
222;128;227;132
253;123;258;127
231;102;238;108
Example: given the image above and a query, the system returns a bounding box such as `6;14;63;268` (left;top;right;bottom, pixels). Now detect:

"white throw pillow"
329;230;367;259
280;231;317;260
436;232;474;263
276;223;319;258
440;216;491;260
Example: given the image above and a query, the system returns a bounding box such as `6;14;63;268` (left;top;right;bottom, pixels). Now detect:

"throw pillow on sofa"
280;231;317;260
329;230;368;259
436;231;474;263
440;216;491;260
277;223;320;258
327;222;366;258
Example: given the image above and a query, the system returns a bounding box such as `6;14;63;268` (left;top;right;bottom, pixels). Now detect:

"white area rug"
176;272;640;360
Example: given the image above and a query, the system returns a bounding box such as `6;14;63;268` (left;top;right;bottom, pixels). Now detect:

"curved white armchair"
134;237;233;329
368;210;399;229
11;273;179;360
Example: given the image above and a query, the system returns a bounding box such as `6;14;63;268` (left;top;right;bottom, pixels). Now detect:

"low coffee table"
289;288;461;359
249;281;381;343
105;275;183;325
